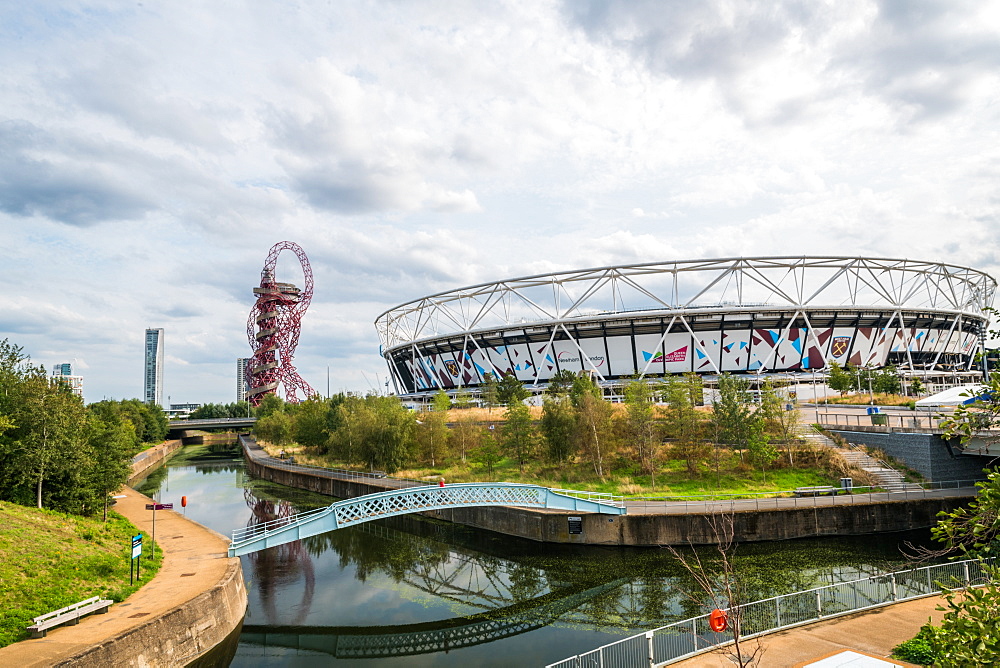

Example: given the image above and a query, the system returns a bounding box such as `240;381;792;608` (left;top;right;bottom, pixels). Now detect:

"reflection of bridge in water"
240;579;626;659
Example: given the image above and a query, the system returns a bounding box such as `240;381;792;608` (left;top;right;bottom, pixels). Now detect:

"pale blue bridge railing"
547;556;995;668
228;483;626;557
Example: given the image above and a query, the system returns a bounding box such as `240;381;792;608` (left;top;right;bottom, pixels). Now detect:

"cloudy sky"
2;0;999;404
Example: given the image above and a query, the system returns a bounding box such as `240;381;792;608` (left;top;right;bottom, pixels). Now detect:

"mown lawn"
0;501;162;647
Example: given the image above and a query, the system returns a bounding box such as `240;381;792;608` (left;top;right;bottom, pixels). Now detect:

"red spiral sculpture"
246;241;317;405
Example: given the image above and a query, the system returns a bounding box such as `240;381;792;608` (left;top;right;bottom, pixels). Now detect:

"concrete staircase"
796;424;921;491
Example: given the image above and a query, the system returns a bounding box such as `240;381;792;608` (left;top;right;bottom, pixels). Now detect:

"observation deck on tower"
253;281;301;301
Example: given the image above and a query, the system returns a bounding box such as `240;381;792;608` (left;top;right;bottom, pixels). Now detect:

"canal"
135;445;936;666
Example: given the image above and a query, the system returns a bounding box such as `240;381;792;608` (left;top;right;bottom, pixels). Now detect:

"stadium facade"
375;257;996;398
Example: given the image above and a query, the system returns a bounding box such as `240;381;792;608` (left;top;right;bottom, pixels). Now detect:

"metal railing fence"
622;478;980;513
546;557;994;668
812;409;950;430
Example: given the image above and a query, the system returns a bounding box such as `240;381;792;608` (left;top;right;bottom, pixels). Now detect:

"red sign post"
145;503;173;558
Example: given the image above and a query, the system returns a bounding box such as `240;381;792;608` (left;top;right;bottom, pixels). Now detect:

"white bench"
27;596;113;638
793;486;842;497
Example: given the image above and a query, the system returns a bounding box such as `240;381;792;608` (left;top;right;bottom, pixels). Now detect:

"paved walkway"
669;595;947;667
0;487;235;667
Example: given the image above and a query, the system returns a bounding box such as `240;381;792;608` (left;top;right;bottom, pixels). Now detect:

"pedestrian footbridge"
228;483;626;556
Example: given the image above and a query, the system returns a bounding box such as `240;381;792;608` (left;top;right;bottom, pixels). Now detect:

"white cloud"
1;0;998;402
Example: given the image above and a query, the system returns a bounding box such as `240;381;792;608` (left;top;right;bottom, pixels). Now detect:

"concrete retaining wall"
829;429;993;482
242;436;972;547
58;560;246;667
128;439;184;485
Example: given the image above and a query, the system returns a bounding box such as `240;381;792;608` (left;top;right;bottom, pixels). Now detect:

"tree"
712;374;755;449
872;365;901;395
901;469;1000;665
826;361;853;396
910;377;925;397
452;412;483;464
293;396;338;449
190;402;252;419
540;395;576;463
502;402;536;473
666;513;765;667
256;393;285;418
545;369;577;398
255;411;293;447
85;416;135;520
416;409;450;467
335;396;416;473
472;433;502;477
453;389;474;409
623;378;661;487
432;389;452;412
17;371;86;508
759;381;797;466
497;373;529;407
0;340;137;516
664;375;708;475
939;375;1000;451
926;571;1000;666
481;372;499;413
574;387;616;479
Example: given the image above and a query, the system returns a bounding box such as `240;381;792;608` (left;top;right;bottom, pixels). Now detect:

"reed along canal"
134;445;936;667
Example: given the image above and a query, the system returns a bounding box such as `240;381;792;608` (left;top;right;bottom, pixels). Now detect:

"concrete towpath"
0;486;241;667
668;594;948;667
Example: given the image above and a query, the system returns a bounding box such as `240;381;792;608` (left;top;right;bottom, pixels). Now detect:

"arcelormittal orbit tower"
246;241;317;406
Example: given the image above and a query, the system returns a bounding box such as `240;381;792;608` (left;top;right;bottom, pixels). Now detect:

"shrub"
892;624;939;666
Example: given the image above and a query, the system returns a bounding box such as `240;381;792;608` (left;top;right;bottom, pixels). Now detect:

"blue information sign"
131;534;142;559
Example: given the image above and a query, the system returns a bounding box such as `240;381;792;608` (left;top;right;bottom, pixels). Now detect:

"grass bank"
0;501;162;647
262;441;863;499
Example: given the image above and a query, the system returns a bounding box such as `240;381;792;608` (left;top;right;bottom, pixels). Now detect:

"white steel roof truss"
412;343;443;391
802;262;854;306
684;261;740;307
942;269;963;311
531;326;562;387
506;284;558;322
741;264;798;306
763;309;803;371
678;314;721;375
884;309;915;370
376;257;995;353
557;323;607;383
798;310;829;370
465;333;503;381
852;264;896;306
898;270;931;310
614;273;673;310
930;314;962;369
638;315;679;378
466;284;507;333
560;272;614;319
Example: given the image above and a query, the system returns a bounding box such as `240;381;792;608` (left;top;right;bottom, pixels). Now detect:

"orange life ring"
709;609;728;632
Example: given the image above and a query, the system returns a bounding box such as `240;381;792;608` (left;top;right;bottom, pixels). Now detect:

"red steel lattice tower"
246;241;317;405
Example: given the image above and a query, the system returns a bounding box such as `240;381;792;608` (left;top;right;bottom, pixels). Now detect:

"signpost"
145;502;173;558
